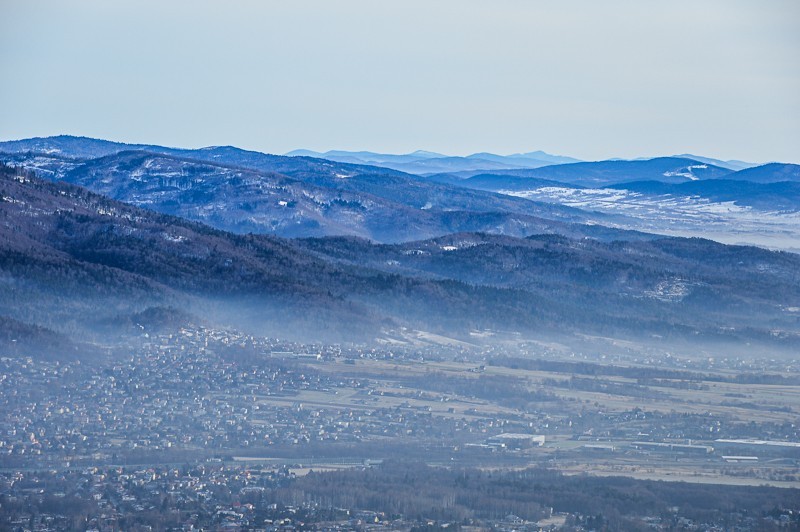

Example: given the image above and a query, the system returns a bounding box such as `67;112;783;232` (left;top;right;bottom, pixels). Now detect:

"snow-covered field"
505;187;800;252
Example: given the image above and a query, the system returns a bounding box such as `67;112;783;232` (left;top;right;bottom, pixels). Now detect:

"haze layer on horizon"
1;0;798;163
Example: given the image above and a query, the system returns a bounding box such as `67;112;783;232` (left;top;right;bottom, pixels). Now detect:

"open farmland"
5;326;796;489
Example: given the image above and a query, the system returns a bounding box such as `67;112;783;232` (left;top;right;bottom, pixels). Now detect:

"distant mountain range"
672;154;757;171
285;148;582;174
285;148;764;175
0;139;596;243
440;157;736;187
2;136;791;189
2;162;799;354
1;136;798;251
446;164;800;215
721;162;800;183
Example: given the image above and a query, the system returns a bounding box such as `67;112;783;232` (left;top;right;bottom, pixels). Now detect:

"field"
224;343;800;489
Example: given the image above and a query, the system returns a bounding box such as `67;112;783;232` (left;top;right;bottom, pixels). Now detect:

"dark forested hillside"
296;232;800;349
2;162;799;354
0;164;612;347
725;163;800;183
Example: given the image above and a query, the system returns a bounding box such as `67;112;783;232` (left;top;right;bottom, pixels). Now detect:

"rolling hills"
2;162;799;355
0;138;596;243
722;163;800;183
2;136;798;254
440;157;735;187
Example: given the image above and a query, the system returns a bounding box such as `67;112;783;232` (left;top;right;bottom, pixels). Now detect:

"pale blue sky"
1;1;798;162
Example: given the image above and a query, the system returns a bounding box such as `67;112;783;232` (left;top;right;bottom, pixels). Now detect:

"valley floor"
1;326;799;529
506;187;800;252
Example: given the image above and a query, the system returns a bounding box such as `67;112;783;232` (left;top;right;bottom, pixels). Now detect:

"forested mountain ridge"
0;140;595;243
425;157;734;186
3;136;797;251
297;232;800;340
0;164;616;345
2;163;798;355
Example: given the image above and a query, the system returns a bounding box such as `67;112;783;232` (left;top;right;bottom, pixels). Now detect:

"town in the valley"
2;326;798;530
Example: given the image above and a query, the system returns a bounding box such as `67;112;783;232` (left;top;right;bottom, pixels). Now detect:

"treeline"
268;461;799;526
491;356;800;385
402;372;556;408
0;161;36;181
4;462;798;530
542;376;670;400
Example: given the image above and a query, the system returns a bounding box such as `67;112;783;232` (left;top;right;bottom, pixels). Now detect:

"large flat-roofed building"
632;441;713;454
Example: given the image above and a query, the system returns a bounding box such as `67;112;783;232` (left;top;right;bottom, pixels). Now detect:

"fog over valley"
2;1;799;528
1;131;799;530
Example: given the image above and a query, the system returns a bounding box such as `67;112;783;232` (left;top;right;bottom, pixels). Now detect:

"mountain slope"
724;163;800;183
59;150;593;240
0;164;380;341
0;135;168;158
455;157;734;187
460;174;582;192
1;141;598;242
296;232;800;350
1;163;499;343
609;179;800;211
0;135;410;180
0;164;624;345
2;163;799;354
673;154;757;171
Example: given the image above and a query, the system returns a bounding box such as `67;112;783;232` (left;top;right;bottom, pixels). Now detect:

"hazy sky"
1;1;798;162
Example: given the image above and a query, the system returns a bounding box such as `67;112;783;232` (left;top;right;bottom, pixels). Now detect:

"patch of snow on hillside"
663;170;695;180
438;240;479;252
663;165;707;181
162;233;186;243
645;279;691;302
501;186;800;251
